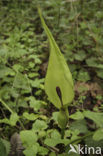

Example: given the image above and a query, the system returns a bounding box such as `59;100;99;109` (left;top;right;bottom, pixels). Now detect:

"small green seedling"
38;8;74;134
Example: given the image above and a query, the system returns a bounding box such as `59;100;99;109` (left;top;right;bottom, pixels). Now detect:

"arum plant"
38;8;74;137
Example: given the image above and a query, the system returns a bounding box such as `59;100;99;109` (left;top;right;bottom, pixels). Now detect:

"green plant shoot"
38;8;74;109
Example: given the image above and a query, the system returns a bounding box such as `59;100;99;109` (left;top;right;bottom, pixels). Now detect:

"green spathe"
38;8;74;109
58;109;68;129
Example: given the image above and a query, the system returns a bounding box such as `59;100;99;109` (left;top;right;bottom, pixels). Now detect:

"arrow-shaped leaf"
38;8;74;109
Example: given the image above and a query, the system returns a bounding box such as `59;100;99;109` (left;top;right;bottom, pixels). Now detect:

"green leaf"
9;113;19;126
20;130;38;147
0;138;7;156
1;139;10;155
20;130;39;156
44;138;60;147
83;110;103;128
30;78;44;88
38;146;49;156
0;113;19;126
93;128;103;141
86;57;103;69
77;70;90;82
44;130;61;147
52;112;59;123
32;119;48;132
51;129;61;139
96;69;103;79
38;8;74;109
13;64;24;72
70;120;88;133
45;129;69;147
70;111;84;120
13;72;31;91
23;112;39;121
74;51;86;61
0;65;15;78
57;109;68;129
85;136;103;149
23;144;39;156
29;97;42;111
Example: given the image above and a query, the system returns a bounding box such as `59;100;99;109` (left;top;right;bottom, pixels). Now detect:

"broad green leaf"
70;120;88;133
52;112;59;123
23;144;39;156
83;110;103;128
38;8;74;109
23;112;39;121
1;139;10;155
13;72;31;91
93;128;103;141
44;130;69;147
0;138;7;156
70;111;84;120
20;131;38;156
32;119;48;132
77;70;90;82
0;113;19;126
44;130;62;147
0;65;15;78
9;113;19;126
38;146;49;156
96;69;103;79
20;130;38;147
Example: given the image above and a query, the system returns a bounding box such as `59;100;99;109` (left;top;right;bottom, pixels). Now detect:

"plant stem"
61;108;69;139
65;131;94;150
0;98;13;114
0;98;25;130
61;128;65;139
18;119;25;130
57;1;61;28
